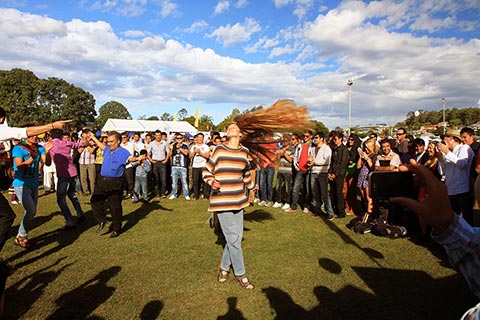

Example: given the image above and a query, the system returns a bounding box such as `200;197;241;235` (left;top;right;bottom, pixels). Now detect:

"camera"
368;171;414;200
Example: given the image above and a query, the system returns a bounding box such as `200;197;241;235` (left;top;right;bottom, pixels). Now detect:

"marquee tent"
102;119;197;134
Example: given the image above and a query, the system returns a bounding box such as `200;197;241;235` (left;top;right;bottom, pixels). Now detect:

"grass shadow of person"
45;266;121;320
217;297;246;320
140;300;164;320
121;201;171;234
262;286;309;320
244;209;274;223
6;213;94;269
4;257;72;319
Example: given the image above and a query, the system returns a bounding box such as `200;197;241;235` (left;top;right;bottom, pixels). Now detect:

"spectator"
41;133;57;194
460;127;480;214
285;131;312;213
309;132;334;218
272;134;293;210
257;134;276;207
395;127;409;156
344;133;361;215
189;133;210;200
438;129;474;225
328;131;349;219
147;130;170;198
120;132;135;199
357;138;378;216
78;129;96;196
132;149;151;203
168;133;190;200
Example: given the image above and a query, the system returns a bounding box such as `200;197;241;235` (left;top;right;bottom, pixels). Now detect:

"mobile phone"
368;171;414;200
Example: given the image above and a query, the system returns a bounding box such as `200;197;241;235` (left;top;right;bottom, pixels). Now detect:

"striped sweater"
202;144;255;212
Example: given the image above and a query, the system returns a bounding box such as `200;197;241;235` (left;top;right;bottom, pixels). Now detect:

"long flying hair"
234;99;312;161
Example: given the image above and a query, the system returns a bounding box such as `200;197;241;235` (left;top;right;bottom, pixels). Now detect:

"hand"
436;142;449;154
390;159;453;233
24;157;34;165
52;120;72;130
45;140;54;153
212;180;221;190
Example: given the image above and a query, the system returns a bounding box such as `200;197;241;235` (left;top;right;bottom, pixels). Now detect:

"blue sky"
0;0;479;129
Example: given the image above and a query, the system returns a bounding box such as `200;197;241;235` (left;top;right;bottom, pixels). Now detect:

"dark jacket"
330;143;349;177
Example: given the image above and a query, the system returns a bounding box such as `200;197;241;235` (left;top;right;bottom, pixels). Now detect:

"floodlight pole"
441;98;446;134
347;79;354;136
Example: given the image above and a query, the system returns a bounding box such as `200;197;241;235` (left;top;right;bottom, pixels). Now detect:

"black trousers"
0;193;15;251
192;167;207;199
91;177;124;233
330;174;346;217
124;167;135;195
152;162;167;196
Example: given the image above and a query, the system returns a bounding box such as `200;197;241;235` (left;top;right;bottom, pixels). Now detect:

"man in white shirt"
189;133;210;200
147;130;170;198
438;129;474;225
121;132;136;198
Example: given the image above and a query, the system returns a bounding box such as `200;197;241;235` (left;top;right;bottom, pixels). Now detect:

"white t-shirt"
190;143;210;168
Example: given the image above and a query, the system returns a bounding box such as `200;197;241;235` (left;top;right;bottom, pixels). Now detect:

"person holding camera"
132;149;151;203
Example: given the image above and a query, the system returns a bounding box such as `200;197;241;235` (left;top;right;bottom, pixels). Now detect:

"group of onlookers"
251;126;480;238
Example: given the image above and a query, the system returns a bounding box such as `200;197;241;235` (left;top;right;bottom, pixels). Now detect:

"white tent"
102;119;197;134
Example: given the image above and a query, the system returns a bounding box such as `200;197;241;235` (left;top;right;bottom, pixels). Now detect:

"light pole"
347;79;354;136
441;98;446;134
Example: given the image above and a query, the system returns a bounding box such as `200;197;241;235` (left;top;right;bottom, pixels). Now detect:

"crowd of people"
0;101;479;304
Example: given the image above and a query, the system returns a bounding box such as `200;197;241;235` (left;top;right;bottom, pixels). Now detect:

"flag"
194;107;199;128
173;112;177;122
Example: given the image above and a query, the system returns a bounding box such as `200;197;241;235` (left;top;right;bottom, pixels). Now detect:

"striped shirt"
202;144;255;212
433;213;480;299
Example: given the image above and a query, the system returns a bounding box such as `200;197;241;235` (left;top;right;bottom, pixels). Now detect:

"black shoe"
109;231;120;238
77;215;86;223
96;222;105;233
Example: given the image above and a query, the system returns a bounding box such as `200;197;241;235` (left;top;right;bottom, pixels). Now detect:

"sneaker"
281;203;290;210
253;198;260;204
272;202;282;208
326;214;335;221
264;201;272;207
168;194;176;200
303;207;309;214
11;200;18;205
284;208;296;213
185;196;191;201
258;201;266;206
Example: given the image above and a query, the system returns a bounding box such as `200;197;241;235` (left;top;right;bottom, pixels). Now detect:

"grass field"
1;190;477;319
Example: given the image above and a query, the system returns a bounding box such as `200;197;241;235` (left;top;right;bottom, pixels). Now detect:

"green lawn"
1;191;477;319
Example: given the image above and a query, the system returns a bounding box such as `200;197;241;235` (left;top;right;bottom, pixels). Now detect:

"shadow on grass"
244;210;274;223
6;213;94;269
45;266;121;319
121;201;172;233
263;267;477;320
4;257;72;319
140;300;164;320
217;297;246;320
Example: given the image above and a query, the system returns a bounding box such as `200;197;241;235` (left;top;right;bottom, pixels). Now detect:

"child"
132;149;151;203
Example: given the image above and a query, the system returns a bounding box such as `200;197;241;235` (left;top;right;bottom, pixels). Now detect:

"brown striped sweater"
202;144;255;212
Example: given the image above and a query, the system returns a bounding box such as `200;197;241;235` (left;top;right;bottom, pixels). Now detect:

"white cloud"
273;0;293;8
207;18;261;47
159;0;179;18
213;0;230;15
235;0;248;8
0;8;66;37
124;29;146;38
184;20;209;33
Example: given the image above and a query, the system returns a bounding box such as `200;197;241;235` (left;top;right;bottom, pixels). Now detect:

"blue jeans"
15;185;38;237
134;175;149;201
259;166;274;202
311;173;334;215
171;167;189;197
217;210;246;276
57;176;84;226
290;170;307;210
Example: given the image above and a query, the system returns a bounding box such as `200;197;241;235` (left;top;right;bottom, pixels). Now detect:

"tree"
311;120;329;137
147;115;159;120
160;112;173;121
216;108;242;132
176;108;188;120
96;101;131;129
0;69;96;128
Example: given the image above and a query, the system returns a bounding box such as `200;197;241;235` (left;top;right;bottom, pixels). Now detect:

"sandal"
217;266;229;283
14;236;30;248
234;274;255;290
